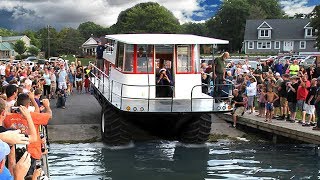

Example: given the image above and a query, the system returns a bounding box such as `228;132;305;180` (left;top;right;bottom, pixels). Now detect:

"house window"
305;29;316;37
177;45;193;73
259;30;270;38
274;41;280;49
300;41;306;49
248;41;254;49
257;41;271;49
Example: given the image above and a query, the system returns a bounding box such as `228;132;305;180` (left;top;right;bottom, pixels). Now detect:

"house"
243;19;317;54
81;36;107;57
0;35;31;59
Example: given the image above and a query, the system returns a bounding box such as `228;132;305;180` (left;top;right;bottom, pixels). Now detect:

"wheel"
100;105;131;146
178;114;212;144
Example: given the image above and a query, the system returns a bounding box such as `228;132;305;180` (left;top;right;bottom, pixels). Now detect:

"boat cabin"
91;34;231;113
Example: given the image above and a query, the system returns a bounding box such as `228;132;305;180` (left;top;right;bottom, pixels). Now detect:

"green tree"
57;28;85;54
78;21;109;39
181;22;208;36
27;46;40;56
111;2;181;34
13;40;26;55
247;0;284;19
0;28;17;36
37;26;59;58
23;30;40;48
310;5;320;50
248;5;267;19
206;0;250;52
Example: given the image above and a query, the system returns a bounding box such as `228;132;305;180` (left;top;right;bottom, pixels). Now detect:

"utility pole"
47;25;50;58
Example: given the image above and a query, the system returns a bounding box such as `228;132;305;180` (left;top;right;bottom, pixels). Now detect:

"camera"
40;100;43;105
10;106;20;113
15;143;27;162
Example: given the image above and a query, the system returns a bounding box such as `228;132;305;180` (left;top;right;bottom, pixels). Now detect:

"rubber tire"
101;106;131;146
179;114;212;144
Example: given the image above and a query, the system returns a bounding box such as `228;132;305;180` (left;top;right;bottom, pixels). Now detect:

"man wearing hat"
313;76;320;131
0;140;12;179
289;60;299;76
286;75;300;122
96;41;106;73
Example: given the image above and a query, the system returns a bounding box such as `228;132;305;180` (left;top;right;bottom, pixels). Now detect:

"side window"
115;42;124;70
123;44;134;72
177;45;192;73
137;45;154;73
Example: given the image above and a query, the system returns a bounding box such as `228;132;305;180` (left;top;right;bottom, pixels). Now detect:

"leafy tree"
206;0;250;52
23;30;40;48
310;5;320;50
181;22;208;36
248;5;267;19
27;46;40;56
111;2;181;34
247;0;284;19
0;28;17;36
78;21;109;39
57;28;84;54
13;40;26;55
37;26;59;58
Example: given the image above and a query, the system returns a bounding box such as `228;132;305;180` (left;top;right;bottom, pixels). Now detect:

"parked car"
300;56;317;68
25;56;37;61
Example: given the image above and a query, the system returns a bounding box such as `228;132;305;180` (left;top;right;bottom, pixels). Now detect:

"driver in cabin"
156;59;173;97
137;47;148;68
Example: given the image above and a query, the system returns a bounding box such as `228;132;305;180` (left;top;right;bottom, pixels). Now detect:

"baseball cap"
0;140;10;161
275;72;280;77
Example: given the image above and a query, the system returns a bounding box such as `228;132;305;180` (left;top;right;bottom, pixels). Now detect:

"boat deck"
90;77;233;113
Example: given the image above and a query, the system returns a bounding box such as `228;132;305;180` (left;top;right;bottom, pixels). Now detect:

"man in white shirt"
0;62;5;78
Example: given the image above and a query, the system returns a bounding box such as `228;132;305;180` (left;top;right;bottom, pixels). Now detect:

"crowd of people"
202;52;320;130
0;57;93;179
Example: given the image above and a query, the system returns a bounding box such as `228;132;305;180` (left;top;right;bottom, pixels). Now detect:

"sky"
0;0;318;31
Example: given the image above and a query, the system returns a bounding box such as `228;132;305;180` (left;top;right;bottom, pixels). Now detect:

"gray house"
243;19;317;54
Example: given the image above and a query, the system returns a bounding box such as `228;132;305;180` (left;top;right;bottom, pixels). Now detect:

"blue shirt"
58;69;68;83
0;167;13;180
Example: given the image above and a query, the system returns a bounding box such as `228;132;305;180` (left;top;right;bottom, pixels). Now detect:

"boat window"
123;44;134;72
115;42;124;70
137;45;154;73
176;45;193;73
106;39;115;54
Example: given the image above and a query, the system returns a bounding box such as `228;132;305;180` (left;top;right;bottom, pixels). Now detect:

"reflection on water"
48;141;320;180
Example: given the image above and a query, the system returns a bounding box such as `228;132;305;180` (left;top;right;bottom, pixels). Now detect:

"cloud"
280;0;315;16
0;0;204;30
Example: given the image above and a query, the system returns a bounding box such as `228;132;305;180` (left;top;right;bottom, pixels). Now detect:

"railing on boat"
90;63;234;113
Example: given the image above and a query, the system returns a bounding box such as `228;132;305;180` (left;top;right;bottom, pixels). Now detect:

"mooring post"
272;134;277;144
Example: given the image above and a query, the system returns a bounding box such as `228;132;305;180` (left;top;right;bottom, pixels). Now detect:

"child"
257;85;266;118
265;87;279;122
84;74;90;93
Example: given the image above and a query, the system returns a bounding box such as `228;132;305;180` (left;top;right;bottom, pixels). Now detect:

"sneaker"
229;124;236;128
302;123;310;127
310;122;316;126
289;119;295;123
62;106;66;109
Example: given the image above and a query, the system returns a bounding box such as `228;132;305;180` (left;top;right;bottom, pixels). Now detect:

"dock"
217;113;320;144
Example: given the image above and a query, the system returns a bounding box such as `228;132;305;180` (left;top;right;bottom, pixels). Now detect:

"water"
48;141;320;180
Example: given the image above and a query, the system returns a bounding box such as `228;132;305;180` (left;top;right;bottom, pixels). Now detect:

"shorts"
265;102;274;111
273;99;280;108
58;82;67;90
296;100;305;111
75;78;82;82
247;96;255;107
280;97;288;107
303;103;315;115
97;59;104;71
288;102;297;113
234;106;245;116
259;102;265;108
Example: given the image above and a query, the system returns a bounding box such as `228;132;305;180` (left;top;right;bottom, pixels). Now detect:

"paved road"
47;92;102;143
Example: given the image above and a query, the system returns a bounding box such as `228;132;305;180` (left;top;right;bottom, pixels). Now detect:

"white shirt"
0;65;5;76
246;82;257;96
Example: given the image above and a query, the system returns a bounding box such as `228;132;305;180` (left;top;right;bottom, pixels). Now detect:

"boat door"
155;45;174;98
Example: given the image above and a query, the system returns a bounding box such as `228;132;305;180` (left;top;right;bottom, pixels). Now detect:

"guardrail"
90;63;234;112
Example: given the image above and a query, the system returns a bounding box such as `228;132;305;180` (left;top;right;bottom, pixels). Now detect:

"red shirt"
297;81;310;100
4;112;50;159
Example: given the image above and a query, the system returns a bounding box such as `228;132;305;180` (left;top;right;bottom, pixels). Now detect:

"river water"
48;141;320;180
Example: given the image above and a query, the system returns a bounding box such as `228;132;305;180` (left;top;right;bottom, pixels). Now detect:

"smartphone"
10;106;20;113
15;144;27;161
